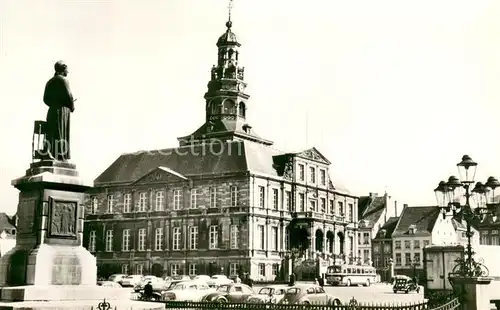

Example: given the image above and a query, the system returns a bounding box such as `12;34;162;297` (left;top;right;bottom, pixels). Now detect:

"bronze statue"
42;61;75;161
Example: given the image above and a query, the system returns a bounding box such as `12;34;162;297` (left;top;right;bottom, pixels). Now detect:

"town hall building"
83;14;359;280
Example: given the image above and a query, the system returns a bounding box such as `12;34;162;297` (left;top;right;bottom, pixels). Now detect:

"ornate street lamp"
433;155;500;278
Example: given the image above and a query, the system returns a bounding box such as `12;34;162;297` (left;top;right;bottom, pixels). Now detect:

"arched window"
223;100;236;114
238;102;246;117
211;101;222;114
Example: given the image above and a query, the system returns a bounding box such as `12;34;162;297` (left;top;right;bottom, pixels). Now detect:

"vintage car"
279;284;342;306
121;275;144;287
134;276;167;292
201;283;254;303
108;274;127;285
192;275;211;283
246;285;287;304
206;274;234;287
161;281;215;301
392;275;420;294
99;281;122;288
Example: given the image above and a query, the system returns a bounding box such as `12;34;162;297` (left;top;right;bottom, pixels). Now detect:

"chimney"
394;201;398;217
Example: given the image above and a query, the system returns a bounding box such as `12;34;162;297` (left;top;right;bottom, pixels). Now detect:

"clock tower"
178;9;272;146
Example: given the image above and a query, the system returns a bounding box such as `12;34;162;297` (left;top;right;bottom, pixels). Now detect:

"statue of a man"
42;61;75;161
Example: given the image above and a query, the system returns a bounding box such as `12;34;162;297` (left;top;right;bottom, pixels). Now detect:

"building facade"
371;216;399;282
83;16;359;280
357;192;402;265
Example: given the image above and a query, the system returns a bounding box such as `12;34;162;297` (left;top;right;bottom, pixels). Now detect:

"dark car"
392;276;420;294
201;283;254;303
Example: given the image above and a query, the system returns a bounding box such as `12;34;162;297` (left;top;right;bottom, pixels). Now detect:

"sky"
1;0;500;215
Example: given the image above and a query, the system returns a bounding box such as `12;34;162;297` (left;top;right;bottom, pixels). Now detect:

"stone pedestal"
0;160;163;309
449;276;492;310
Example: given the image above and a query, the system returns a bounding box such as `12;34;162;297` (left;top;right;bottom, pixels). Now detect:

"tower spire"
228;0;234;23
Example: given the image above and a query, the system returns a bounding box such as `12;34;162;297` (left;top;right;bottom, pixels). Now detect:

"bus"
325;264;377;287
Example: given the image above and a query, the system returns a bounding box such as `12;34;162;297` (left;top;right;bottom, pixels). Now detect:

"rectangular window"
424;240;430;247
363;249;370;262
414;253;421;266
395;241;401;250
492;230;499;245
91;197;98;214
358;232;361;245
320;198;326;213
298;164;305;181
414;240;420;249
105;230;113;252
89;230;96;252
404;240;411;249
259;186;265;208
189;226;198;250
209;225;218;249
230;263;238;276
309;199;317;212
230;225;239;249
299;193;305;212
272;189;279;210
338;201;344;216
258;263;265;276
405;253;411;266
258;225;265;250
309;167;316;183
384;243;391;253
138;228;146;251
155;191;164;211
285;191;291;211
122;264;129;275
138;192;147;212
173;190;182;210
320;169;326;185
373;244;380;253
136;264;144;275
231;186;238;207
363;233;370;245
171;264;180;276
285;228;290;250
271;227;278;251
106;195;114;213
155;228;163;251
189;263;197;276
329;200;334;214
395;253;402;266
348;203;354;221
190;189;199;209
209;187;217;208
172;227;181;250
272;263;279;276
123;194;131;213
481;231;489;245
122;229;130;251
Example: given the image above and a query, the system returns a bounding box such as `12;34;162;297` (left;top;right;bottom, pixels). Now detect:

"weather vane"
228;0;234;21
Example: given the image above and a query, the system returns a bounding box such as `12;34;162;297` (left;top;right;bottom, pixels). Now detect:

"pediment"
296;147;331;164
132;166;188;185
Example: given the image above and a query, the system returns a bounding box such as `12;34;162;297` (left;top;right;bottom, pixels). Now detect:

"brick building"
83;16;359;280
371;216;399;281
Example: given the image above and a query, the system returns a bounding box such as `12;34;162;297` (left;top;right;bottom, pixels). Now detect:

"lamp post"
433;155;499;278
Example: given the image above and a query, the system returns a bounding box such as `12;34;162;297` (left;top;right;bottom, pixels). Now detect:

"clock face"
238;83;244;91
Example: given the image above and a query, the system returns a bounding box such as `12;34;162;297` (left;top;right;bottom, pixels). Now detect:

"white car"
108;274;127;285
192;275;211;283
247;285;287;304
161;281;215;301
207;275;233;287
121;275;143;287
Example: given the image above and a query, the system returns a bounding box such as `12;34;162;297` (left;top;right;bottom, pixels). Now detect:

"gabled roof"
358;195;386;228
0;213;15;231
374;216;399;239
392;206;441;237
295;147;331;165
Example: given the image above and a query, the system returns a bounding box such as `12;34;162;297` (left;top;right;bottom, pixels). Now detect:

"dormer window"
10;229;15;235
378;229;387;237
409;224;416;234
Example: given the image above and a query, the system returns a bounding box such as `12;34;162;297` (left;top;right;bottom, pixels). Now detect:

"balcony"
292;211;348;223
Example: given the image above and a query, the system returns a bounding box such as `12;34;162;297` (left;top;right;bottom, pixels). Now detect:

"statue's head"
54;61;68;76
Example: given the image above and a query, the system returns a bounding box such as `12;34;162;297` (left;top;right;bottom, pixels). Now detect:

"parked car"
120;275;143;287
161;281;215;301
207;275;233;287
134;276;167;292
172;275;191;281
393;275;420;294
201;283;254;303
247;285;287;304
192;275;211;283
108;274;127;285
279;284;342;306
100;281;122;288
